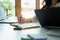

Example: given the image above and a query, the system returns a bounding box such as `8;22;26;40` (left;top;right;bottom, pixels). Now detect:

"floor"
0;24;40;40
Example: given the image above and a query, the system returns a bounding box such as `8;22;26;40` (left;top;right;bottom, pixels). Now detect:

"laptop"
35;7;60;29
35;7;60;37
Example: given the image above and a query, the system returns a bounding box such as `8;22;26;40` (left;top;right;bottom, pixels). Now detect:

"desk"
0;24;60;40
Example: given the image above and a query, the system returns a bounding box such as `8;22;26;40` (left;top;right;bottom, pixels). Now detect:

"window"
0;0;15;18
40;0;43;9
15;0;40;23
40;0;46;9
21;0;36;19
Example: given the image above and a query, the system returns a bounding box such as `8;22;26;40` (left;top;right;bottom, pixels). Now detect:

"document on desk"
18;23;40;29
11;22;41;30
47;29;60;37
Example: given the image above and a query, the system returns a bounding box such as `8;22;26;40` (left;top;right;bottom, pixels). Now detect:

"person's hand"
21;17;32;23
18;17;32;23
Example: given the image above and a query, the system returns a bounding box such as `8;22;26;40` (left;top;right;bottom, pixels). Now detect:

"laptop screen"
35;7;60;28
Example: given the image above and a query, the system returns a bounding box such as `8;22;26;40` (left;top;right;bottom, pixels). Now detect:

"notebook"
10;22;40;30
28;34;47;40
